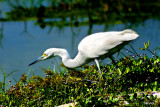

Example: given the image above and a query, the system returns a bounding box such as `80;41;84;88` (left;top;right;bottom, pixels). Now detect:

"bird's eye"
42;53;47;57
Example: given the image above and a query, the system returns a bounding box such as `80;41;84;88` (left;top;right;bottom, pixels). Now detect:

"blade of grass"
13;77;17;83
27;67;32;76
124;47;136;55
1;66;5;92
119;51;126;57
6;70;17;78
128;44;138;56
146;48;159;58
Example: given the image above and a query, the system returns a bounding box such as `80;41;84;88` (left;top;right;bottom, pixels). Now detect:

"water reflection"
1;0;160;28
0;22;3;48
0;0;160;87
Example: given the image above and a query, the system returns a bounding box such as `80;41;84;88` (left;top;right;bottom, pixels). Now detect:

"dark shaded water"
0;1;160;87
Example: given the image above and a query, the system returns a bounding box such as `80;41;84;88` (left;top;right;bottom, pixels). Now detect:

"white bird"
29;29;139;77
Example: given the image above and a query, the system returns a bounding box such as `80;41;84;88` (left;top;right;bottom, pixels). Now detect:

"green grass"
0;45;160;106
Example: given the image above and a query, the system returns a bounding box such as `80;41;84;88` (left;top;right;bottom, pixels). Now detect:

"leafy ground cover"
0;44;160;106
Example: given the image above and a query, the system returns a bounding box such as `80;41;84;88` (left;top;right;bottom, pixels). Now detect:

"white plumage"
29;29;139;77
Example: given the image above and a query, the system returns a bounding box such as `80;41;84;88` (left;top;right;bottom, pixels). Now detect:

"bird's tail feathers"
120;29;139;41
121;29;136;34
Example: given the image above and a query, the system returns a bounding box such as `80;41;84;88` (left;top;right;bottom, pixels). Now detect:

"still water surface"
0;17;160;87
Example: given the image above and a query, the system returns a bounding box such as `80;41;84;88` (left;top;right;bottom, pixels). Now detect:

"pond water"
0;1;160;87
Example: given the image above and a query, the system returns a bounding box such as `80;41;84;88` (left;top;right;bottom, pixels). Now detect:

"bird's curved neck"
55;49;86;68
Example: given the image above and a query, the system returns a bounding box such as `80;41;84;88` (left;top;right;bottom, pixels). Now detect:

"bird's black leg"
109;56;116;65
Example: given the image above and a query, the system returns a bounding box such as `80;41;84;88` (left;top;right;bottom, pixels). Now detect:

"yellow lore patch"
42;54;47;57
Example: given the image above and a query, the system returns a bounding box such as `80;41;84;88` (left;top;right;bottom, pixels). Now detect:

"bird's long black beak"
28;56;43;66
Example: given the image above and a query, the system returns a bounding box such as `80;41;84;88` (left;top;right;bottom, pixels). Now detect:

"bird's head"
28;48;56;66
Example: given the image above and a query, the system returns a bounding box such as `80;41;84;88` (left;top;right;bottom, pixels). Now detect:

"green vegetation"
1;0;160;28
0;43;160;106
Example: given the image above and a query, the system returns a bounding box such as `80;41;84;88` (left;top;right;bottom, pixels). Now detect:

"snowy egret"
29;29;139;76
